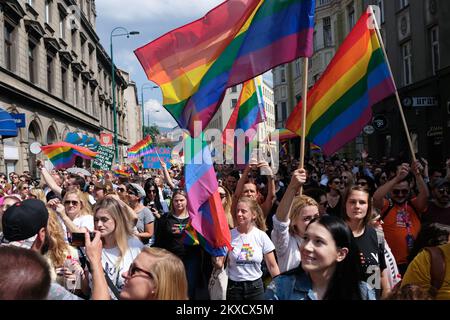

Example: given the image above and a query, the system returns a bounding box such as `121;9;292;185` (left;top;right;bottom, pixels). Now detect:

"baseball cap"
128;183;146;199
431;178;450;189
1;199;49;243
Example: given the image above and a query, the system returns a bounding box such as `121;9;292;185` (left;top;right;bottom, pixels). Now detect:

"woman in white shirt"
81;197;143;299
227;197;280;300
272;168;320;272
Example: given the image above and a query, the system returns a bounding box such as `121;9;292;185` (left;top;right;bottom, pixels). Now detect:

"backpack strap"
424;247;446;294
381;198;394;221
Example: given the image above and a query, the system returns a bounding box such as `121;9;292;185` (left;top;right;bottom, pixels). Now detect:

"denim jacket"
265;270;376;300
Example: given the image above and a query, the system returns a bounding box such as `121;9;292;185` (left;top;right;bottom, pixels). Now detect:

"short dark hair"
69;174;86;190
0;246;51;300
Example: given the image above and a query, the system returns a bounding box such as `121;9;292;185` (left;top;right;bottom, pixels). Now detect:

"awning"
0;107;18;138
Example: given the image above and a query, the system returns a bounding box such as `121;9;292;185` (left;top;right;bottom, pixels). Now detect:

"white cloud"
144;99;178;128
96;0;223;23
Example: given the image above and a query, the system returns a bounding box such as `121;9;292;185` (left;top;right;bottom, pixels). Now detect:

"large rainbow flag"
269;128;298;141
286;11;395;155
41;142;97;169
127;135;153;159
222;77;265;165
135;0;315;136
184;133;231;256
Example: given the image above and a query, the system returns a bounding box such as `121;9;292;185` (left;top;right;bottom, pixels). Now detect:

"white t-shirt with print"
227;227;275;282
99;236;143;299
59;215;94;242
271;215;302;273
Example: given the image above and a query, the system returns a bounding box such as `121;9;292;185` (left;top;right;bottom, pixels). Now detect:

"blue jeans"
226;278;265;300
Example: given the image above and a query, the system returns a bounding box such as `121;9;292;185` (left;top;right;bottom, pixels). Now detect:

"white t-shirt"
99;236;143;299
271;215;302;273
59;215;94;242
228;227;275;282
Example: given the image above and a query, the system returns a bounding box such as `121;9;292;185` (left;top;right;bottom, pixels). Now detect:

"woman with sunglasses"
81;197;144;299
143;179;165;217
17;181;31;200
48;190;94;242
85;232;188;300
325;175;342;217
342;186;391;298
126;183;155;246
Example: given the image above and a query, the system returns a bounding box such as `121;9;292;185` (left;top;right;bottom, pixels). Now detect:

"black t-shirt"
354;226;387;287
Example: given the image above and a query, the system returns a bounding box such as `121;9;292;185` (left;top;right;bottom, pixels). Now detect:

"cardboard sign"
92;146;115;171
143;147;172;169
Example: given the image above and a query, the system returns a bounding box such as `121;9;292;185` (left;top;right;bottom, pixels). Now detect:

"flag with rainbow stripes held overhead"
41;142;97;169
286;10;395;156
135;0;315;137
128;135;153;159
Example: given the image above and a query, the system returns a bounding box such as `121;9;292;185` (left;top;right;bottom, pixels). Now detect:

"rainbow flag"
41;142;97;169
113;165;131;177
269;128;298;141
128;136;153;158
183;222;228;256
184;133;231;255
222;77;265;164
130;163;139;174
135;0;315;136
286;11;395;156
310;142;322;153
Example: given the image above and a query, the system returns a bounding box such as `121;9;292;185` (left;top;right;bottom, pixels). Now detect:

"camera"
69;232;96;247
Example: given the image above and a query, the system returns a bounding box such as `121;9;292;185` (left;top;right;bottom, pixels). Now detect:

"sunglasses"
340;176;349;180
219;193;227;199
117;187;126;192
392;189;409;196
437;187;449;194
333;180;342;185
64;200;80;206
127;263;153;279
21;186;30;190
357;181;368;186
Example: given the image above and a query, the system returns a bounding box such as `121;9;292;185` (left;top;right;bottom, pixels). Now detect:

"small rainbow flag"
183;222;228;257
113;165;131;177
128;136;153;158
310;142;322;153
41;142;97;169
130;163;139;174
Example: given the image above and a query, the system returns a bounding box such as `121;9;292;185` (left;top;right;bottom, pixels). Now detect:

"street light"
110;27;139;163
141;83;158;139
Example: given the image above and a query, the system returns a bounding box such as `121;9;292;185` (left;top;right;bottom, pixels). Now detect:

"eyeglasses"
333;180;342;185
219;193;227;199
437;187;449;194
392;189;409;196
21;186;30;190
117;187;126;192
127;263;153;279
340;176;349;180
64;200;80;206
357;181;368;186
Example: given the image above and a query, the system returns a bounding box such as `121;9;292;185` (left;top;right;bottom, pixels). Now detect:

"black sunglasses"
128;263;153;279
117;187;126;192
64;200;80;206
392;189;409;196
437;187;449;194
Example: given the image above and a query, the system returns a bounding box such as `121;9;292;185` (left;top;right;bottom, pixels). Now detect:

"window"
28;41;37;84
47;55;54;93
281;86;287;99
45;1;51;24
4;23;14;71
59;13;65;39
73;76;79;107
80;36;86;62
377;0;385;24
231;86;237;93
71;30;77;51
347;3;355;31
430;26;440;75
399;0;409;9
295;59;301;77
402;41;412;85
231;98;238;109
323;17;332;47
281;102;287;122
280;68;286;83
83;82;88;111
61;66;67;100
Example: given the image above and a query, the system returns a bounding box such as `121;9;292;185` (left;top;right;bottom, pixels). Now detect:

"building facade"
0;0;135;177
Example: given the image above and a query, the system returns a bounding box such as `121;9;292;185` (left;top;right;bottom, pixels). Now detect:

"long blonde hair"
93;198;134;267
289;195;319;234
141;247;188;300
46;209;71;267
220;186;234;229
237;196;267;231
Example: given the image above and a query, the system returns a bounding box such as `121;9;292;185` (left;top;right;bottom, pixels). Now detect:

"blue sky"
95;0;224;128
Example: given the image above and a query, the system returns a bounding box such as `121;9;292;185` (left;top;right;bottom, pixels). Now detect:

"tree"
144;125;160;142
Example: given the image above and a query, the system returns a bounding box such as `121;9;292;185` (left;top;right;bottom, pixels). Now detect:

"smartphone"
69;232;96;247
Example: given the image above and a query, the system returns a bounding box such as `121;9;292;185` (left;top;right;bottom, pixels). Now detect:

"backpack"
424;246;446;297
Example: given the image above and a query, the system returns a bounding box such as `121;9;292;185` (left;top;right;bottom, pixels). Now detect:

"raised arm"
47;199;89;233
37;160;63;196
373;163;410;210
85;231;111;300
259;162;276;218
275;169;306;223
160;160;176;190
410;159;429;212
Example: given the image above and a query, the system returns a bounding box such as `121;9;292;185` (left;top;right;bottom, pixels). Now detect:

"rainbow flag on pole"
128;135;153;159
41;142;97;169
269;128;298;141
135;0;315;136
184;133;231;256
286;11;395;155
222;77;265;164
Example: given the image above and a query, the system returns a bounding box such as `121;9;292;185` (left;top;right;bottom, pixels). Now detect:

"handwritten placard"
92;146;115;171
143;147;172;169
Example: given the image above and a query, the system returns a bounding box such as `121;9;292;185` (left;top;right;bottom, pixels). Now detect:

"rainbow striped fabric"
269;128;298;141
135;0;315;136
129;163;139;174
41;142;97;169
128;135;153;159
222;77;265;164
286;11;395;155
184;133;231;255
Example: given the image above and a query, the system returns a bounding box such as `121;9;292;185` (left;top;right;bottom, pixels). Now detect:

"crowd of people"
0;152;449;300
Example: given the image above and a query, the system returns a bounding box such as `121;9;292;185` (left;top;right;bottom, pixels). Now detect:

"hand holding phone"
69;232;96;247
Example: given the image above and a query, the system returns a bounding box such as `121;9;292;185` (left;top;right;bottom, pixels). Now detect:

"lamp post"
141;83;158;139
110;27;139;163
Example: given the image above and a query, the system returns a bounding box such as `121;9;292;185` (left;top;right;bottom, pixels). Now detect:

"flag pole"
299;57;309;195
368;6;416;162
